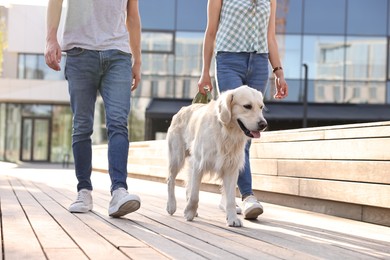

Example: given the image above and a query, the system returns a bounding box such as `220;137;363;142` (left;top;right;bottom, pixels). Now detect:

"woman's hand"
274;76;288;99
197;74;213;95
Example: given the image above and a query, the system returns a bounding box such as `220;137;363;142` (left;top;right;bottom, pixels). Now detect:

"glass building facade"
1;0;390;162
137;0;390;104
137;0;390;138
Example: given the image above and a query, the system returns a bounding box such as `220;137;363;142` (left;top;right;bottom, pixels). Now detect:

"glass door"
21;118;33;161
21;117;51;162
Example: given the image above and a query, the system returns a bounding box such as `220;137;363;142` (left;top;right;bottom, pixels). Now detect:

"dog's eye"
243;104;252;110
260;105;264;110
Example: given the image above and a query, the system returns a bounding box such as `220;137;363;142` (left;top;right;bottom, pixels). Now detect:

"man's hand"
45;40;62;71
131;62;141;91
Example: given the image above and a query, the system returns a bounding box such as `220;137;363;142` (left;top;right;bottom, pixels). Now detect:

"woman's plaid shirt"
216;0;271;53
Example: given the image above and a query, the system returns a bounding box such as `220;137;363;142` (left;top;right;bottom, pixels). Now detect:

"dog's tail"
167;131;186;180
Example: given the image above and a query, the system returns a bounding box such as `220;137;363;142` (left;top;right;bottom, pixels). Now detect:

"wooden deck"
1;162;389;260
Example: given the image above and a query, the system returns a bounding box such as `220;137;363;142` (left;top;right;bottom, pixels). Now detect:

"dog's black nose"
258;120;268;130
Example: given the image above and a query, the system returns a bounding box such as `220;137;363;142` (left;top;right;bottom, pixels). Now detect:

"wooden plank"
2;167;390;260
75;213;170;260
88;175;313;260
253;190;365;221
22;184;131;259
362;206;390;227
29;181;164;260
0;174;46;259
44;249;88;260
299;179;390;208
250;158;278;176
258;121;390;142
9;177;82;250
120;247;170;260
252;174;299;195
88;187;254;259
132;182;390;260
89;206;211;259
19;175;165;260
126;163;222;186
276;159;390;184
128;157;168;167
128;147;168;157
324;124;390;139
31;176;203;260
260;128;326;142
251;173;390;208
131;208;296;260
90;181;307;260
251;138;390;160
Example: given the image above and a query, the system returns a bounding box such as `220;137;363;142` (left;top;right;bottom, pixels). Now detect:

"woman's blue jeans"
65;48;132;193
216;51;269;198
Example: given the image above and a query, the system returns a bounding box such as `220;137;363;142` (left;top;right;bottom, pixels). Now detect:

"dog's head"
217;85;267;138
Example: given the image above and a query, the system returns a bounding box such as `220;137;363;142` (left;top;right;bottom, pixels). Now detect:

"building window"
387;82;390;104
151;80;159;97
139;0;175;30
303;0;346;35
369;87;377;100
352;87;361;99
175;32;204;77
51;106;73;163
317;85;325;99
277;34;302;79
18;53;65;80
22;104;52;117
346;36;386;81
347;0;387;36
176;0;207;31
333;85;341;102
142;31;175;54
388;37;390;81
303;35;346;80
182;79;191;99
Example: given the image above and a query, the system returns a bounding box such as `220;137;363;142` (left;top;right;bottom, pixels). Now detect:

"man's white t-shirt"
61;0;131;53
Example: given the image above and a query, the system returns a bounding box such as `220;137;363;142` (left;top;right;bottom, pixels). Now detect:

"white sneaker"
69;189;93;213
108;188;141;218
242;195;263;219
219;194;242;214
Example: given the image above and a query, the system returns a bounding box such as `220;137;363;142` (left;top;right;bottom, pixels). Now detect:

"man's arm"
127;0;142;91
45;0;64;71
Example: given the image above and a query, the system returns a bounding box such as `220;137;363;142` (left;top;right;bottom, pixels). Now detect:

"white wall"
7;4;65;53
0;78;69;103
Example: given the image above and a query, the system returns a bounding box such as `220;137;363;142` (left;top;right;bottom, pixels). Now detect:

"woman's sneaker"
108;188;141;218
69;189;93;213
242;195;264;219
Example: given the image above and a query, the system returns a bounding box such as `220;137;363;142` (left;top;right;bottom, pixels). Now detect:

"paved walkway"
0;162;389;259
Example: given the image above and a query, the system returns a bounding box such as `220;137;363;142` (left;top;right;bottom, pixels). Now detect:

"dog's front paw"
227;217;243;227
184;206;197;221
166;200;177;215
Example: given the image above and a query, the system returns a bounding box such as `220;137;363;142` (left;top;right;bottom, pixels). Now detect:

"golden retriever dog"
166;85;267;227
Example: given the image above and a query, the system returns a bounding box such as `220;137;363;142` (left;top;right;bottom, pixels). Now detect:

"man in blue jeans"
44;0;142;217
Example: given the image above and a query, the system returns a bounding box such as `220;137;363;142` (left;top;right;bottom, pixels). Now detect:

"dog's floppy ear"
218;91;233;124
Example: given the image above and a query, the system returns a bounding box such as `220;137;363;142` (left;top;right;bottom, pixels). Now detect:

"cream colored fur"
166;85;267;227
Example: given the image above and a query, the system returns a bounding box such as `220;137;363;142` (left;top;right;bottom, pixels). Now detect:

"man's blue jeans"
216;51;269;198
65;48;132;193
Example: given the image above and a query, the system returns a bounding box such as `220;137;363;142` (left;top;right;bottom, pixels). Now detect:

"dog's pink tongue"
251;131;261;138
